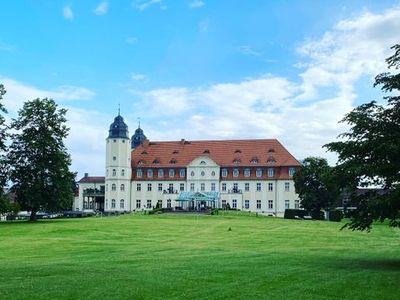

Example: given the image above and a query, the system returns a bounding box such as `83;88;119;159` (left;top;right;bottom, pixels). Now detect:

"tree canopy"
0;84;8;213
7;98;74;221
325;44;400;231
293;157;340;218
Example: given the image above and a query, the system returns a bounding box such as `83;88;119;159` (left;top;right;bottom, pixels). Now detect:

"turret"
105;113;131;212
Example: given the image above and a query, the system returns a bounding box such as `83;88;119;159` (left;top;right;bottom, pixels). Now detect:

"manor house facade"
74;114;301;217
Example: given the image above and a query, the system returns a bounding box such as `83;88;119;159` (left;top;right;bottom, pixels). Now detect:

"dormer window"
173;150;179;154
179;169;185;177
268;148;275;153
170;158;177;164
289;168;296;177
141;150;148;155
153;158;160;164
147;169;153;178
221;169;228;177
233;158;241;164
256;168;262;177
250;157;259;164
268;168;274;177
233;168;239;177
267;156;276;164
169;169;175;177
138;160;146;165
203;149;210;154
234;149;241;153
200;161;206;165
244;168;250;177
137;169;143;178
158;169;164;178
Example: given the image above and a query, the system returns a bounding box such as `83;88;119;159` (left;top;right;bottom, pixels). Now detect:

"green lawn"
0;213;399;299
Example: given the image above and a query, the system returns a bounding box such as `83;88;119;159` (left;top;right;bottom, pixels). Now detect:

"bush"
284;209;307;219
310;210;325;220
328;210;343;222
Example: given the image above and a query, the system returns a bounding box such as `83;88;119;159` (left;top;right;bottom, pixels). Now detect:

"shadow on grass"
335;258;400;272
0;218;84;225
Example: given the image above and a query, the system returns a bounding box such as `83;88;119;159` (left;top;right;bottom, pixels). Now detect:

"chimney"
84;173;89;178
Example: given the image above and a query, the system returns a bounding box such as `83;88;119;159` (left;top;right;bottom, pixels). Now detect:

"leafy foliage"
293;157;340;215
0;84;8;213
7;98;74;221
325;44;400;231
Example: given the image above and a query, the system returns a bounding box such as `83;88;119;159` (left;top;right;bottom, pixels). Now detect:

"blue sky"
1;0;399;178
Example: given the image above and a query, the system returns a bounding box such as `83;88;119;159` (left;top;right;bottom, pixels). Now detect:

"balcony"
83;188;105;197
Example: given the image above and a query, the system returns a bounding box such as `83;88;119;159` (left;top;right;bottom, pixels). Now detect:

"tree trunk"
30;208;37;222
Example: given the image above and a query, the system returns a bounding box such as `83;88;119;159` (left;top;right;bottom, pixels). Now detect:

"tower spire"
138;117;141;129
118;103;120;116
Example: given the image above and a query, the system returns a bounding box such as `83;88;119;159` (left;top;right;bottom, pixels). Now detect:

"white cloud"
199;18;209;32
94;1;109;16
189;1;205;9
126;36;139;44
63;5;74;20
129;8;400;164
238;45;261;57
135;0;163;11
131;73;148;81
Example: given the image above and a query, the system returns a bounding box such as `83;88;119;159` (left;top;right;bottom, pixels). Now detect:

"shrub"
310;210;325;220
284;209;307;219
328;210;343;222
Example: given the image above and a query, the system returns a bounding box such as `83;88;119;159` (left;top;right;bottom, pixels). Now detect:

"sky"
0;0;400;178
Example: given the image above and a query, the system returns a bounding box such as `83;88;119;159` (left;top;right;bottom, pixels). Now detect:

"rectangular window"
158;183;163;192
167;199;172;208
285;182;290;192
256;183;261;191
169;183;174;193
180;183;184;191
222;169;228;177
137;183;141;192
289;168;296;177
157;200;162;208
244;200;250;209
190;183;195;191
222;200;227;209
136;199;141;209
147;199;152;208
211;183;216;191
179;169;185;177
256;168;262;177
268;182;273;192
268;168;274;177
233;183;238;192
233;168;239;177
268;200;273;209
201;183;205;191
244;168;250;177
169;169;175;177
232;199;237;209
285;200;290;209
147;183;152;192
295;200;300;209
245;183;249;192
256;200;261;209
137;169;143;178
222;183;226;191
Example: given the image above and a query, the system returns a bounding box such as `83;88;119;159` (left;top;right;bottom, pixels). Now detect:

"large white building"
74;114;301;217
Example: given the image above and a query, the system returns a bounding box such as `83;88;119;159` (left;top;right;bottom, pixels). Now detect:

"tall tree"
7;98;74;221
325;44;400;231
0;84;9;214
293;157;340;218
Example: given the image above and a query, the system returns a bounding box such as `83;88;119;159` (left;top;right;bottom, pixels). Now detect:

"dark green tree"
0;84;9;214
293;157;340;219
325;44;400;231
7;98;74;221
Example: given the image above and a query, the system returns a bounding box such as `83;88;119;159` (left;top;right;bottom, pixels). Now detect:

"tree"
7;98;74;221
293;157;340;219
0;84;9;214
325;44;400;231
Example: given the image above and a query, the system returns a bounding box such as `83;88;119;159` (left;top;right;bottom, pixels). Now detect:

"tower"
105;113;131;212
131;120;147;149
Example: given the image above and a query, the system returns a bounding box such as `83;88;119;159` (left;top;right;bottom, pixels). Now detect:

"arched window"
169;169;175;177
111;199;116;208
221;169;228;177
121;169;125;176
244;168;250;177
137;169;143;178
120;199;124;209
147;169;153;178
256;168;262;177
233;168;239;177
112;169;116;176
120;184;125;191
158;169;164;178
112;184;116;191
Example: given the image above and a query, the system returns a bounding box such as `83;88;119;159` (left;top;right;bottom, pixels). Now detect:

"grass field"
0;212;399;300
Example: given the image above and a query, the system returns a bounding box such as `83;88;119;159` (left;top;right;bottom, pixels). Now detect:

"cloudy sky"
0;0;399;178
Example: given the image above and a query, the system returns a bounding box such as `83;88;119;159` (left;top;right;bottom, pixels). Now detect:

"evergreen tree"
0;84;9;214
7;98;74;221
325;44;400;231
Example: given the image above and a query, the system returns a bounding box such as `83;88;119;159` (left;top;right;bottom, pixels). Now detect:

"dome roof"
108;115;129;139
131;126;147;148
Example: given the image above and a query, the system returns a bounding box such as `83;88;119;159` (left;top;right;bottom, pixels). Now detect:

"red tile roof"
78;176;105;183
131;139;300;168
